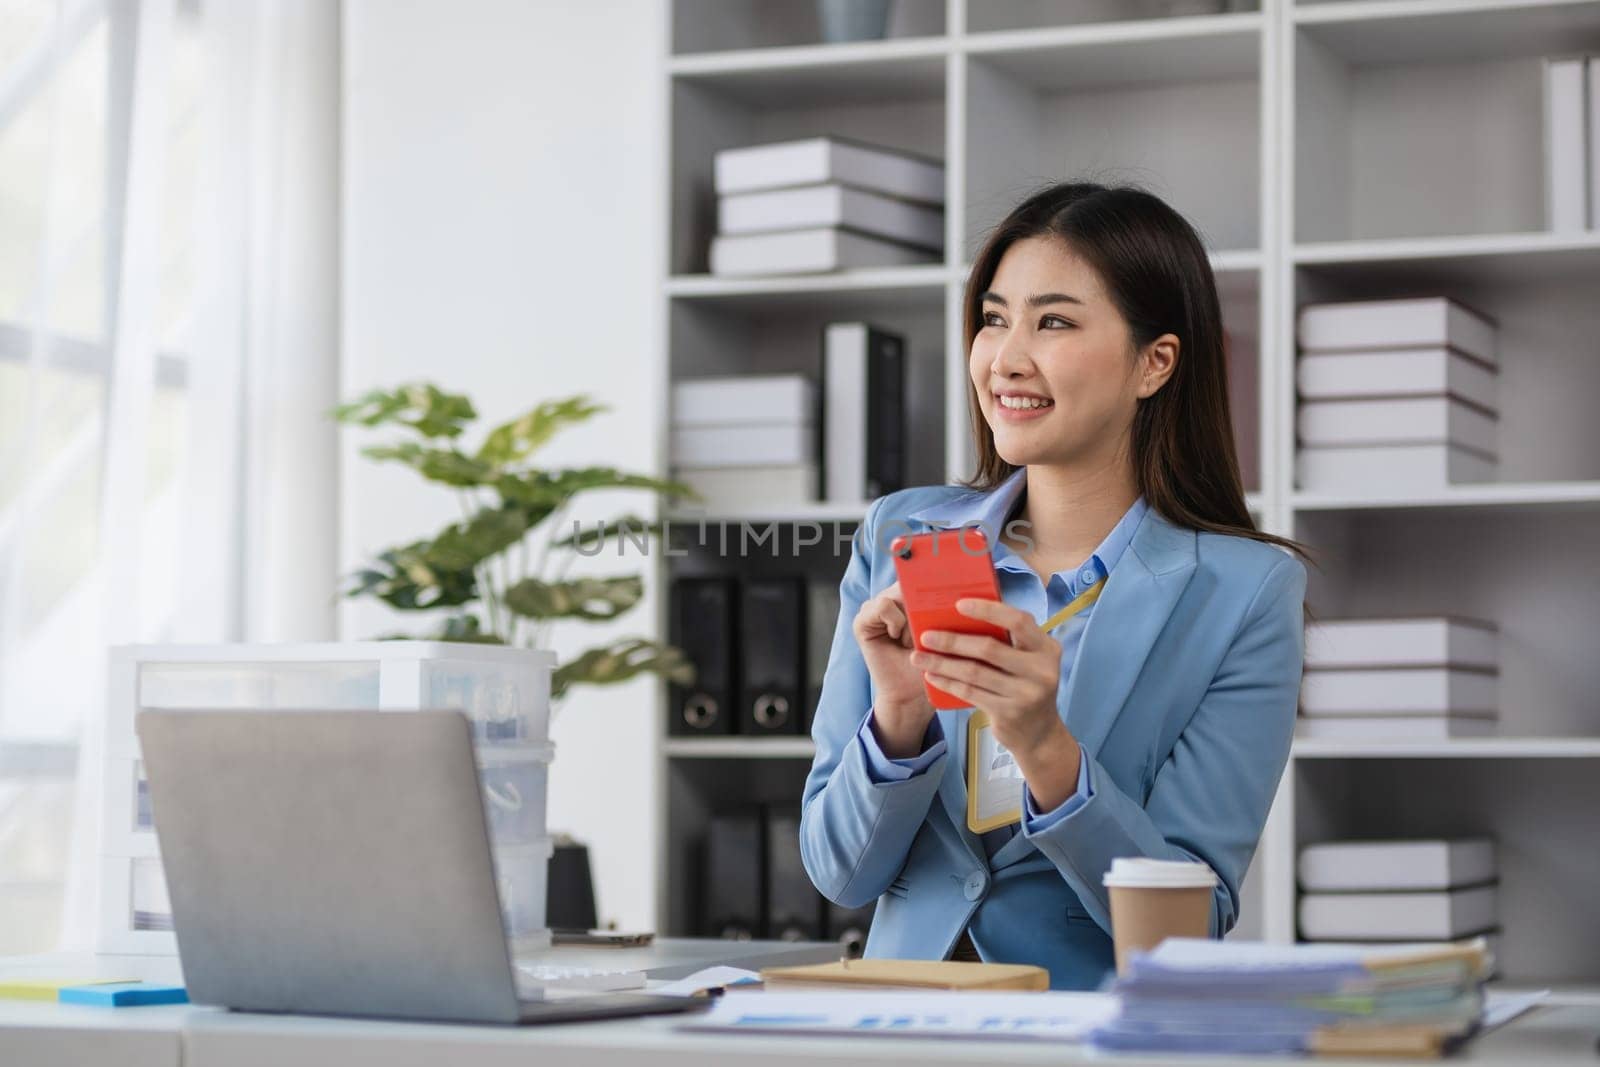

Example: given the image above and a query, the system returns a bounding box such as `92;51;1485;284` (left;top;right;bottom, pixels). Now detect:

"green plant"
335;383;699;704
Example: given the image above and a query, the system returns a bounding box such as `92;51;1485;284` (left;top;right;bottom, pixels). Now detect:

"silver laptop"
137;708;703;1025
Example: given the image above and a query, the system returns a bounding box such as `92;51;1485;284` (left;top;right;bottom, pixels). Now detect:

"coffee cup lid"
1102;857;1218;889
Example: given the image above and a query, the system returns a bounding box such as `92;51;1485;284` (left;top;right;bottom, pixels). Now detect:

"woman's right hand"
852;580;937;758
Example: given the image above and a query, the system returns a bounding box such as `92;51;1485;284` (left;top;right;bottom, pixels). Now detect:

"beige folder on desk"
759;958;1049;992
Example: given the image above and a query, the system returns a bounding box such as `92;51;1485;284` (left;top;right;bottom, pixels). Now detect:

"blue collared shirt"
857;467;1150;847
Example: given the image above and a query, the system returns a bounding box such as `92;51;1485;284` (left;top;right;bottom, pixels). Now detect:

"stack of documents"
1091;937;1492;1058
1299;840;1501;954
710;137;944;275
670;374;819;510
1299;617;1499;739
1295;297;1498;491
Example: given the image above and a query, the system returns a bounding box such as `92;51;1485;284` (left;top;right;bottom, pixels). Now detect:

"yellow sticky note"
0;978;138;1002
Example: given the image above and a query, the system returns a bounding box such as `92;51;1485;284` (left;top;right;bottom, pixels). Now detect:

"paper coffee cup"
1102;858;1217;975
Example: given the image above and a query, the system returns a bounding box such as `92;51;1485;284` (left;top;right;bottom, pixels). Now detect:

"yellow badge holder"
966;579;1105;835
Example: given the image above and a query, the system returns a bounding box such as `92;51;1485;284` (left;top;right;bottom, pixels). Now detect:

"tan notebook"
759;959;1049;992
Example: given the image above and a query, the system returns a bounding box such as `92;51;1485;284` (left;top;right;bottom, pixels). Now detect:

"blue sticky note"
58;982;188;1007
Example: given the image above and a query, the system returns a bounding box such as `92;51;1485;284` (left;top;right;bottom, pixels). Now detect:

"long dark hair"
962;181;1308;562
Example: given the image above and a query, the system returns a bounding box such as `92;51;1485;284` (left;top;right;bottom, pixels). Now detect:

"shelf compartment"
1293;259;1600;486
672;0;946;57
1294;0;1600;67
663;757;814;937
964;46;1260;262
1294;757;1600;984
670;77;946;276
668;295;947;488
1294;507;1600;739
1291;22;1576;243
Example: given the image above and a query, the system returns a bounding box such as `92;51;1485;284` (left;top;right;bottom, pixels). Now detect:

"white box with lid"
100;642;556;955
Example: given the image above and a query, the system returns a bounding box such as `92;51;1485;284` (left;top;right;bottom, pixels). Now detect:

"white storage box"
1296;443;1496;490
1299;884;1498;941
492;839;556;949
98;856;174;955
1297;348;1497;410
670;422;816;467
100;642;556;955
109;745;554;859
1298;839;1496;893
670;464;820;511
672;374;816;426
1304;618;1498;671
1295;716;1497;740
478;744;555;848
1301;667;1497;716
110;643;554;754
1296;297;1497;365
1297;397;1497;456
103;759;159;857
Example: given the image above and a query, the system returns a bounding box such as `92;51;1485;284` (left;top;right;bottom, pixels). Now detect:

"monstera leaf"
476;397;606;469
334;384;476;439
346;543;478;610
359;442;494;487
424;507;530;571
503;576;643;621
551;637;694;702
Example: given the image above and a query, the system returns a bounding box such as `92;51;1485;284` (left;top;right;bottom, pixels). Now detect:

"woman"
799;182;1308;991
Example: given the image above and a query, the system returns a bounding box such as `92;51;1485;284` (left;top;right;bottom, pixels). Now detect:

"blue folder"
57;982;189;1007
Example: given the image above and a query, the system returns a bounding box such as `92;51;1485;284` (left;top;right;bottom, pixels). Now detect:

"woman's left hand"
909;598;1069;758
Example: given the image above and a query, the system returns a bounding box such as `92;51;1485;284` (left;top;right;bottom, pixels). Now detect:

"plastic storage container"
99;642;556;955
478;745;555;848
492;839;555;948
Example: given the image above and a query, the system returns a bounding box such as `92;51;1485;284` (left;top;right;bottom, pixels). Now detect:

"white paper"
653;965;762;998
678;990;1118;1041
1481;990;1548;1031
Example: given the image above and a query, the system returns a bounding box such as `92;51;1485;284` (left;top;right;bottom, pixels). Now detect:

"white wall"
341;0;665;931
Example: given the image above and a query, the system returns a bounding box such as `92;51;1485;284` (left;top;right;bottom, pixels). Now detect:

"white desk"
0;938;839;1067
181;1000;1600;1067
4;945;1600;1066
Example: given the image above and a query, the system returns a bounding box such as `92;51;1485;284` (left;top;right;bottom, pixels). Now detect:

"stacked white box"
1298;839;1499;955
1298;618;1498;740
670;374;819;511
1295;298;1499;491
101;642;555;955
709;137;944;276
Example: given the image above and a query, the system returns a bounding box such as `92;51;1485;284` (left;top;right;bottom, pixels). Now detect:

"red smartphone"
888;528;1008;710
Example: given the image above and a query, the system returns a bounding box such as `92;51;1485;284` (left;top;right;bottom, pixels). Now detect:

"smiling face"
969;235;1174;470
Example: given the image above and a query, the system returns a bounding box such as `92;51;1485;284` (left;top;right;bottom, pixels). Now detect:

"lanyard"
1040;577;1104;634
964;575;1106;836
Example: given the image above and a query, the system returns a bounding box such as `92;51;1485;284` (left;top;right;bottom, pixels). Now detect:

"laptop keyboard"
514;963;648;995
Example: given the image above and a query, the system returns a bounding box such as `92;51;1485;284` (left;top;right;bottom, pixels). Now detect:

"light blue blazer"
800;483;1307;990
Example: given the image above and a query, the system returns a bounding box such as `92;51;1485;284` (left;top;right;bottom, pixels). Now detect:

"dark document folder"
739;577;807;735
669;576;738;736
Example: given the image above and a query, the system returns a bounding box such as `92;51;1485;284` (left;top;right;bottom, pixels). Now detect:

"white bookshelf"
653;0;1600;989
